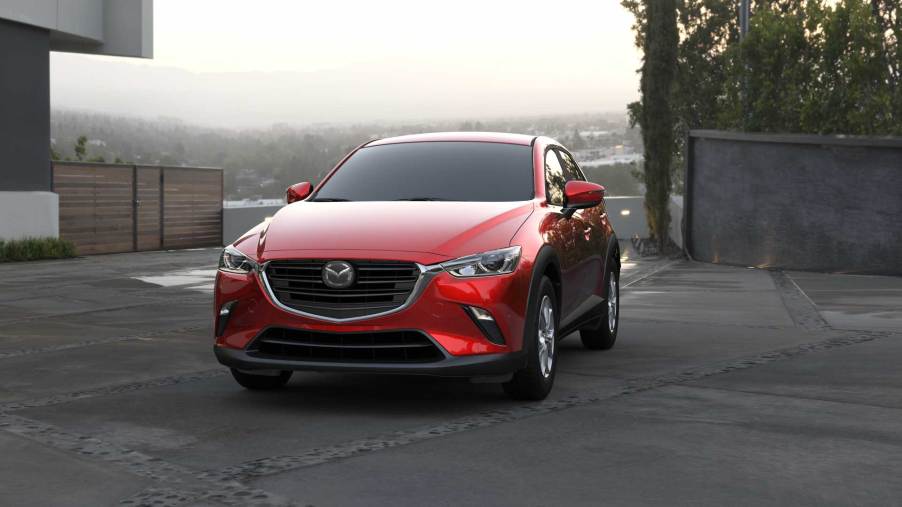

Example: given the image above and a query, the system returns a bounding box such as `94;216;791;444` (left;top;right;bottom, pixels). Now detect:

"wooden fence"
52;162;223;255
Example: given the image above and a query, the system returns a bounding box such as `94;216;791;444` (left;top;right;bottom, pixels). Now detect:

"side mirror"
563;180;605;211
286;182;312;203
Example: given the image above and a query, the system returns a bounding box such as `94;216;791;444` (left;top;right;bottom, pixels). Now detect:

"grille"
264;260;421;319
248;328;444;363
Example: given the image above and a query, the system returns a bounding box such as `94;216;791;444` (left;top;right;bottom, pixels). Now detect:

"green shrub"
0;237;77;262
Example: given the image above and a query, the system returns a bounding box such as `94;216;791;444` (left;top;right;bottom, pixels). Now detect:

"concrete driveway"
1;248;900;506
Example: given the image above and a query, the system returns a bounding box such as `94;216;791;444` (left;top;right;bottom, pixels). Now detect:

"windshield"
313;141;534;202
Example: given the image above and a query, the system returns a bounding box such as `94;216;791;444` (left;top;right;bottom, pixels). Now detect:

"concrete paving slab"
692;335;902;409
0;321;142;353
21;369;624;472
788;271;902;332
0;293;159;315
557;319;838;380
59;298;212;331
624;262;795;327
0;331;216;403
251;384;902;507
0;431;151;506
2;249;900;506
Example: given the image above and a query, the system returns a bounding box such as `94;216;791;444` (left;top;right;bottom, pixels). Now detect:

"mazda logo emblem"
322;260;355;289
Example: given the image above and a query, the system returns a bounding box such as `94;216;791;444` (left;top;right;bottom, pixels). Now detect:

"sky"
50;0;641;128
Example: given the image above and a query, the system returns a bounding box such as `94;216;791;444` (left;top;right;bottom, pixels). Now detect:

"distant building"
0;0;152;240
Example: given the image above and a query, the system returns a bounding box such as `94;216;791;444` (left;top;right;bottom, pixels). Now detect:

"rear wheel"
503;276;558;400
230;369;292;390
580;260;619;350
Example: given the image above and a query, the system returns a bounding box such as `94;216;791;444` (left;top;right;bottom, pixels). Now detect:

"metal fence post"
159;167;165;249
132;164;138;252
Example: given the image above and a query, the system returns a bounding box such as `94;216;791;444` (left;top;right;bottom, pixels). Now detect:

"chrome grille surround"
258;260;443;323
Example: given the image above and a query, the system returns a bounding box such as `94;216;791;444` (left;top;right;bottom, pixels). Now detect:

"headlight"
218;246;257;274
441;246;521;277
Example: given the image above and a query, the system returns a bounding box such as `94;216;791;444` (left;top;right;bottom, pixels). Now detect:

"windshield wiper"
311;197;353;202
393;197;448;201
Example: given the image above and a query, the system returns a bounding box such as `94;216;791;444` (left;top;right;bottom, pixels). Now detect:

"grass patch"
0;237;77;262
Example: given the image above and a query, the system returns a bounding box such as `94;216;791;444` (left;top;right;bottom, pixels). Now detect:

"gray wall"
604;196;684;249
223;205;283;244
686;130;902;275
0;0;153;58
0;18;50;191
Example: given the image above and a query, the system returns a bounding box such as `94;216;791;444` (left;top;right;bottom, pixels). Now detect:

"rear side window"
557;149;586;182
314;142;534;202
545;148;588;206
544;150;566;206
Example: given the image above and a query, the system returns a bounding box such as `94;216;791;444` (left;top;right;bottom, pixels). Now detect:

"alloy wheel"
608;275;618;334
537;295;555;378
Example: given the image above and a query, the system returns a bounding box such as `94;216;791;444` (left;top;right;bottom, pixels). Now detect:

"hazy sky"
50;0;641;127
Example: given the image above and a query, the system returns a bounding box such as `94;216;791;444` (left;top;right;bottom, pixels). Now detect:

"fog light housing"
217;301;237;337
463;305;505;345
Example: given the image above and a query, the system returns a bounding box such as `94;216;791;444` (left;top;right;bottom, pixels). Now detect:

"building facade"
0;0;152;240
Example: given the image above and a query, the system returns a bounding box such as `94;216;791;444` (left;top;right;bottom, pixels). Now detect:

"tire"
230;368;292;390
580;259;619;350
503;276;558;401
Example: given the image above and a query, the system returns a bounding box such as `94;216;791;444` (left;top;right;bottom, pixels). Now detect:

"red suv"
214;132;620;400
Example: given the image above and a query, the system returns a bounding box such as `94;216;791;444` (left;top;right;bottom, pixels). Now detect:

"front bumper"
213;253;534;375
214;343;525;377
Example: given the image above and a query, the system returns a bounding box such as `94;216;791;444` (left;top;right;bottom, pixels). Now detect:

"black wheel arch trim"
603;232;620;283
527;245;562;311
521;245;562;348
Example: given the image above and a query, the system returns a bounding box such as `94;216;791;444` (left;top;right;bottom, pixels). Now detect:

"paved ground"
1;248;900;506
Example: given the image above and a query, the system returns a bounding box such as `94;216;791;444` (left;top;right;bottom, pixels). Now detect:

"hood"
258;201;534;261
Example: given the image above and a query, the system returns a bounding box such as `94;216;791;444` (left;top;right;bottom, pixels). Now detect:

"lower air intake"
248;328;444;363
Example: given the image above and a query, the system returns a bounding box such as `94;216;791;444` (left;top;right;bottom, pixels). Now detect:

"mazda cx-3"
214;132;620;400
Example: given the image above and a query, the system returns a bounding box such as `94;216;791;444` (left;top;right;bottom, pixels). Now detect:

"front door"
542;148;597;321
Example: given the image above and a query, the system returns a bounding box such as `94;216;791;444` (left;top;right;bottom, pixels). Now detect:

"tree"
74;135;87;161
716;0;899;135
623;0;902;148
631;0;678;252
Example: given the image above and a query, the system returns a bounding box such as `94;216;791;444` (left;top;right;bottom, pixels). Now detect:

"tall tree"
635;0;678;251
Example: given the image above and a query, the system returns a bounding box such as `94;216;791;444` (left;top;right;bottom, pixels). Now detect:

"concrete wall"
604;196;684;248
0;192;59;240
686;130;902;275
604;197;646;240
0;0;152;57
0;18;50;192
223;205;283;245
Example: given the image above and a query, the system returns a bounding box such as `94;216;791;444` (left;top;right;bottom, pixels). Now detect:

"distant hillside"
50;110;639;199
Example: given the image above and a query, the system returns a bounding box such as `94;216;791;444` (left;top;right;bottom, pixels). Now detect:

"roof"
367;132;536;147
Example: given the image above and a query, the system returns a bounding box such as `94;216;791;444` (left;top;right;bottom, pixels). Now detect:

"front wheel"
230;369;292;390
503;276;558;400
580;262;619;350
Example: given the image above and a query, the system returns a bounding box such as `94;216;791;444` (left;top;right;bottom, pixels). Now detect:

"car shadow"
218;372;513;417
214;335;596;416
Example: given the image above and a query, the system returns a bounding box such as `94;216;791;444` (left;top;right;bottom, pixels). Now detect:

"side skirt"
559;297;606;338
